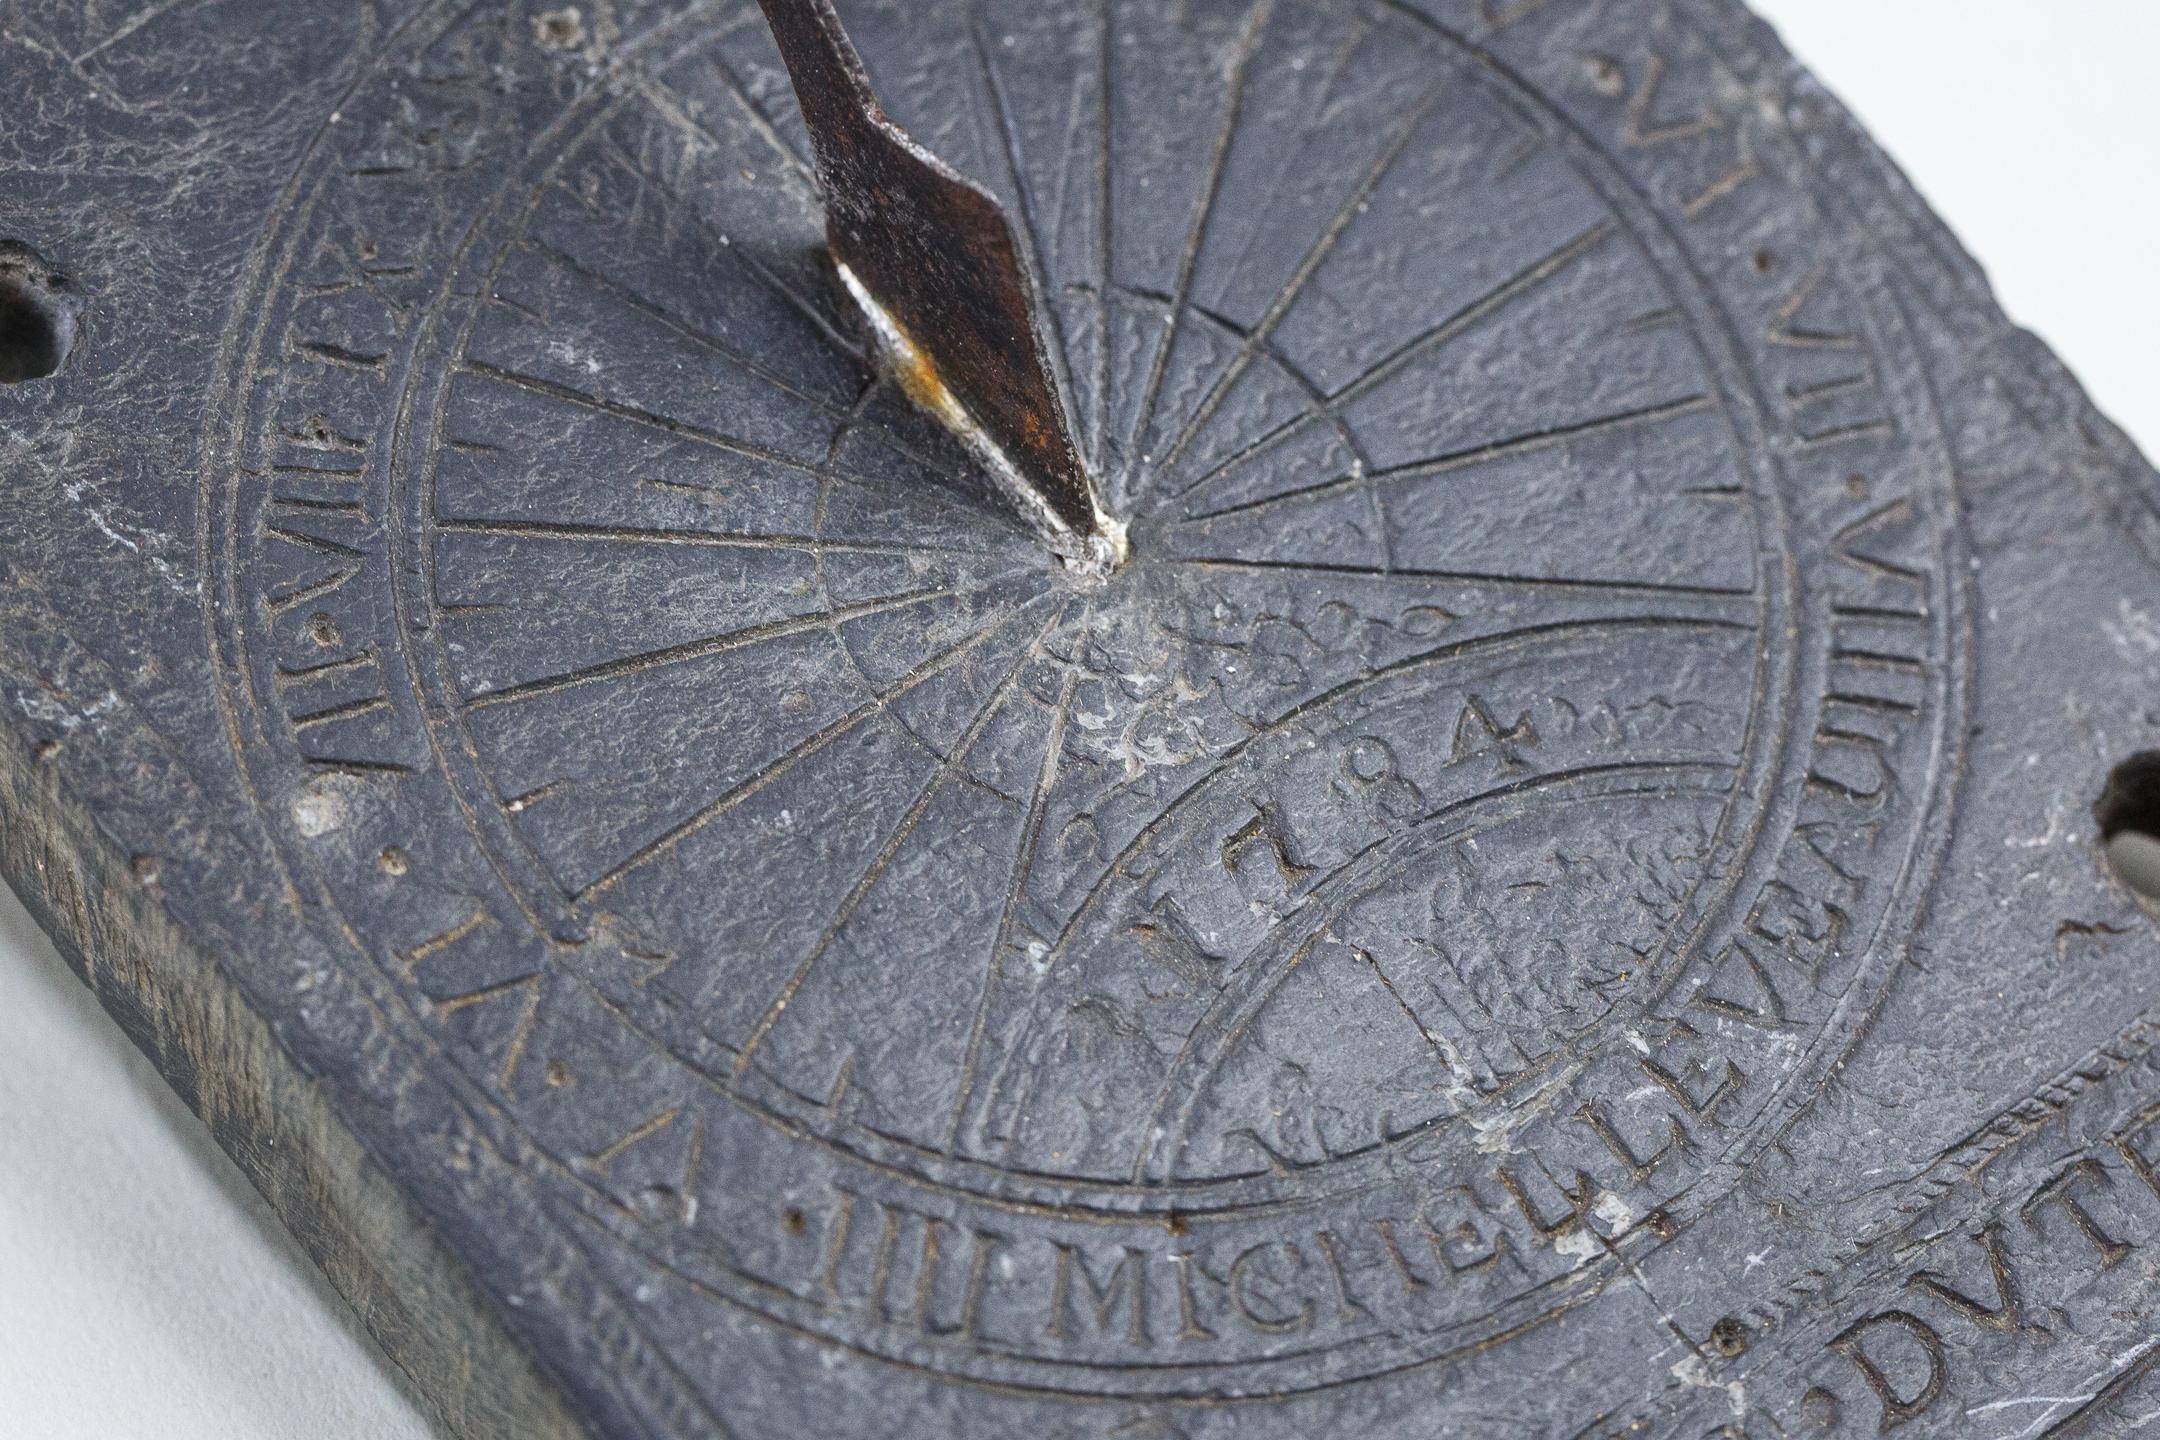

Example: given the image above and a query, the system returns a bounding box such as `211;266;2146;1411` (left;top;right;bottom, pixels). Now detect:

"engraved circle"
408;0;1784;1201
209;0;1966;1398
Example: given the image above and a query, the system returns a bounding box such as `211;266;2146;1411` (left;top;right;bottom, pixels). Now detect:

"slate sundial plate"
5;1;2160;1435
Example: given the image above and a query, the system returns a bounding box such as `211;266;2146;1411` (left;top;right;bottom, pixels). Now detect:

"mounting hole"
2097;753;2160;902
0;243;76;384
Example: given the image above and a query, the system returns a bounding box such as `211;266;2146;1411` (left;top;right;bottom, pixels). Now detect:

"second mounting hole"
2097;752;2160;902
0;242;77;385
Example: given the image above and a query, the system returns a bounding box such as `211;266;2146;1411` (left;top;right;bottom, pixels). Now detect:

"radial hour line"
459;356;974;518
1195;7;1369;351
731;595;1072;1077
1166;553;1757;602
1150;83;1443;480
694;53;819;184
600;132;864;361
1125;0;1272;497
807;370;1035;550
460;573;1017;712
942;613;1087;1153
521;236;849;413
1163;220;1618;508
1182;393;1718;523
754;0;1123;569
637;68;807;191
580;594;1054;900
1332;218;1614;403
460;359;823;471
970;13;1088;498
431;518;998;557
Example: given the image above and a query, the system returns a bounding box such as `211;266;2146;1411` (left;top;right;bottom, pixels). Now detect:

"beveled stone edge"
0;717;588;1440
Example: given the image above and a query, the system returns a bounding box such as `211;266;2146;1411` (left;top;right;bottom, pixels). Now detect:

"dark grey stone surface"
2;1;2157;1435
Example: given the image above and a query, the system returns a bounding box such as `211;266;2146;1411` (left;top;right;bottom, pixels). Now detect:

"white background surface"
4;4;2158;1435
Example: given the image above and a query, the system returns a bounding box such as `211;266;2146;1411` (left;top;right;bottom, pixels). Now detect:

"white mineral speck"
1553;1228;1600;1265
291;785;344;838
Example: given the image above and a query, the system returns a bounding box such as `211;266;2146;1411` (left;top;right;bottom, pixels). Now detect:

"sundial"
4;0;2160;1435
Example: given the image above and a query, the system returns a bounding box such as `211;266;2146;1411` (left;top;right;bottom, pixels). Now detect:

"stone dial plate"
6;0;2160;1435
228;0;1956;1398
